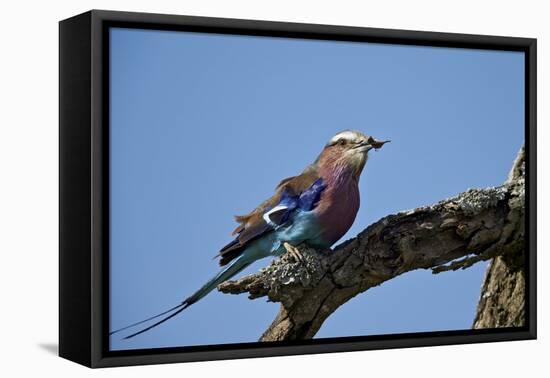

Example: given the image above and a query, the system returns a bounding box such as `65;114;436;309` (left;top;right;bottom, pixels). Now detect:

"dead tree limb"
219;147;525;341
473;147;526;328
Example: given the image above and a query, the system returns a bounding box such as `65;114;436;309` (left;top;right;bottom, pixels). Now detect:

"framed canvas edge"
59;10;93;367
58;9;537;368
94;330;535;368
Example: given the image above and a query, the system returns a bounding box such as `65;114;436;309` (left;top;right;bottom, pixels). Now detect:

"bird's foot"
283;242;304;263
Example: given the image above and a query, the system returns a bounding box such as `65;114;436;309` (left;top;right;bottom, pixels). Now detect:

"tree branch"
473;146;526;328
218;147;525;341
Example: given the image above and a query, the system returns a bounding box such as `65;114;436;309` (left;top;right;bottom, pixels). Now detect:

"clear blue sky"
109;27;524;351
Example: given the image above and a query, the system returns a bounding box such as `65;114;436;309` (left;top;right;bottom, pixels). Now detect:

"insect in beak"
353;138;390;151
369;139;390;150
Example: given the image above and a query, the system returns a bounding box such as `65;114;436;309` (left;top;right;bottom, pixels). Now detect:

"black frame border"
59;9;537;368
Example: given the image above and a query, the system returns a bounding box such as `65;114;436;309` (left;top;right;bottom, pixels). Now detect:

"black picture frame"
59;9;537;368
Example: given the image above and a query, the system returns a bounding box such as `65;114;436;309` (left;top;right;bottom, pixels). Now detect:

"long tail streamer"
110;255;254;339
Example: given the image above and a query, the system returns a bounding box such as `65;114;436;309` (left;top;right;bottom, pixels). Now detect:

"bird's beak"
369;139;390;151
355;138;390;151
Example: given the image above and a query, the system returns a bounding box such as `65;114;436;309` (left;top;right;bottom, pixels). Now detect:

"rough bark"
218;147;525;341
473;147;526;328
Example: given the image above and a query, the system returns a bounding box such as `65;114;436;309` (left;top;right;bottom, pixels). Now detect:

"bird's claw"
283;242;304;263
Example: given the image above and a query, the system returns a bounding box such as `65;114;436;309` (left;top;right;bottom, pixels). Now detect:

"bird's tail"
110;255;254;340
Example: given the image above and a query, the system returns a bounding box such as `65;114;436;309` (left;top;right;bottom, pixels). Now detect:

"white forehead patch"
329;130;365;144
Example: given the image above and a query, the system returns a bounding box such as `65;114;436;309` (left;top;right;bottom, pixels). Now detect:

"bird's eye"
338;139;346;145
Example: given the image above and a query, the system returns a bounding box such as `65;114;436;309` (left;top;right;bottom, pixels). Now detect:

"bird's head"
318;130;390;177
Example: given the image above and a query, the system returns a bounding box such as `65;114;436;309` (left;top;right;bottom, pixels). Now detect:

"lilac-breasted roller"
111;130;389;339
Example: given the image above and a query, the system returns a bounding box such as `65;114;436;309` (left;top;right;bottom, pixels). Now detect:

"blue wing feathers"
270;178;326;224
218;177;325;266
298;178;326;211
